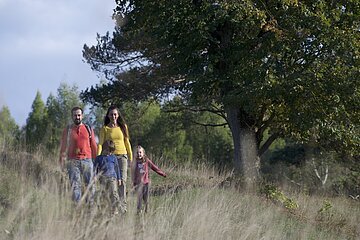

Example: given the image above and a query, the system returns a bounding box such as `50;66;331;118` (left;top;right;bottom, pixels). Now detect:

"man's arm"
90;128;97;160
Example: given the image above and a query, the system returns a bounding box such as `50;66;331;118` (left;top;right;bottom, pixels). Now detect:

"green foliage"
261;184;299;211
143;108;194;162
121;99;233;165
25;91;47;150
42;83;84;152
82;0;360;163
331;155;360;196
121;100;161;146
86;104;107;137
0;105;19;145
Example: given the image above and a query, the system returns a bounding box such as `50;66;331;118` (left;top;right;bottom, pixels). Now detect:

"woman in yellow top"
98;105;132;212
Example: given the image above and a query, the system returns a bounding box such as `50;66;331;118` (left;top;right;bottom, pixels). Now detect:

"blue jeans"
66;159;95;204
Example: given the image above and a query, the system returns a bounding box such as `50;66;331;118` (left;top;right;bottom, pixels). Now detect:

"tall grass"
0;146;358;240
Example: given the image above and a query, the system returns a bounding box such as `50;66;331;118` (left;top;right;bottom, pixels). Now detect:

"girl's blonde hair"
136;145;145;153
136;145;147;162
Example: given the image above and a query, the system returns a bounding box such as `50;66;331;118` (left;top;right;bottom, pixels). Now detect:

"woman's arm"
124;125;133;161
97;126;105;156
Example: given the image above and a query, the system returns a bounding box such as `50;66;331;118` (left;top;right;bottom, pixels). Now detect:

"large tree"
82;0;359;184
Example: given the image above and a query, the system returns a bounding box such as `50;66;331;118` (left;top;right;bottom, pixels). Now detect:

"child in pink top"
132;145;166;213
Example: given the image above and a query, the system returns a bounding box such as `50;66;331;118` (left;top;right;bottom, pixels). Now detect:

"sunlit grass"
0;147;359;240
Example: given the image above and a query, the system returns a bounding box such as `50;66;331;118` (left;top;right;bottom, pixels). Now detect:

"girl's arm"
148;158;166;177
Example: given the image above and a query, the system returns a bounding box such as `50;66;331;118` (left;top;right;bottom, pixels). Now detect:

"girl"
133;145;166;213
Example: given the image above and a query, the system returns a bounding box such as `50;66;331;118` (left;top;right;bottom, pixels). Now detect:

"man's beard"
73;119;81;125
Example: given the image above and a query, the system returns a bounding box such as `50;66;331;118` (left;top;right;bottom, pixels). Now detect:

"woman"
98;105;132;212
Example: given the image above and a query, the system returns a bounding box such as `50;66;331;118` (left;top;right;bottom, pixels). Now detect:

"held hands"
118;180;122;186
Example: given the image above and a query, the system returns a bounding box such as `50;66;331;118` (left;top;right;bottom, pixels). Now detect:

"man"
59;106;97;204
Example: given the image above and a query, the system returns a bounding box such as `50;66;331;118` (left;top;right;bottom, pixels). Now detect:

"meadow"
0;145;359;240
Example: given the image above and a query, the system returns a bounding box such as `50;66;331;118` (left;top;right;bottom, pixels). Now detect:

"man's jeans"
66;159;95;204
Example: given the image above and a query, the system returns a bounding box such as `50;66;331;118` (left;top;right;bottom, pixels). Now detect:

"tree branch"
190;120;228;127
258;132;279;156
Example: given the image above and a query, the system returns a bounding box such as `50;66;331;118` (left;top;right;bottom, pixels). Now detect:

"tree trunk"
226;106;260;188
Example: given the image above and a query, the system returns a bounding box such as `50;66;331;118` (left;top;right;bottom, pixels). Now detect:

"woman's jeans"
66;158;95;204
116;154;128;211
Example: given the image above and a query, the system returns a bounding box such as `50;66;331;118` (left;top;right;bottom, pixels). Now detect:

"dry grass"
0;147;359;240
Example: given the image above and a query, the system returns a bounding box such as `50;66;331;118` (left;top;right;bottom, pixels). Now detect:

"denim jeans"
66;158;95;204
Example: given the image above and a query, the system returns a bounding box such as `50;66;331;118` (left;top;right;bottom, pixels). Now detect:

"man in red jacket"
59;106;97;204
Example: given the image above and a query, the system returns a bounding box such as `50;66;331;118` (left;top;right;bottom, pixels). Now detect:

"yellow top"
97;125;133;161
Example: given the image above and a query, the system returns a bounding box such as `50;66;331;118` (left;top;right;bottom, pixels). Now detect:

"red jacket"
133;157;166;185
59;124;97;162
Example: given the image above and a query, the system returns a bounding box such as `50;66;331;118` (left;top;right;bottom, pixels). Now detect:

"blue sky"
0;0;116;126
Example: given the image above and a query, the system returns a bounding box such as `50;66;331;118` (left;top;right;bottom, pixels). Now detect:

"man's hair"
103;140;116;153
71;106;83;114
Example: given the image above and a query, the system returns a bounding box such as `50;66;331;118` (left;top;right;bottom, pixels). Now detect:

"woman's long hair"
104;105;129;138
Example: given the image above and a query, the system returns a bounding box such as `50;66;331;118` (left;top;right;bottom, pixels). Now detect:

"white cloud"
0;0;115;56
0;0;115;125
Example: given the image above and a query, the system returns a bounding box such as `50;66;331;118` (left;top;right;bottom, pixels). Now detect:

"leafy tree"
86;104;107;139
183;108;233;167
82;79;109;139
25;91;47;150
121;100;161;146
0;105;19;145
82;1;359;184
43;83;84;152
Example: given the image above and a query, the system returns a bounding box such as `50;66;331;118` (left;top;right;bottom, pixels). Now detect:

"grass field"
0;148;359;240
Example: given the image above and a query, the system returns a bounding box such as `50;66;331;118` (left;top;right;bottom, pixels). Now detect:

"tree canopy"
82;0;359;176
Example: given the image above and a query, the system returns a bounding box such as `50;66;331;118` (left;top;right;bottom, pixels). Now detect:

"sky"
0;0;116;126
